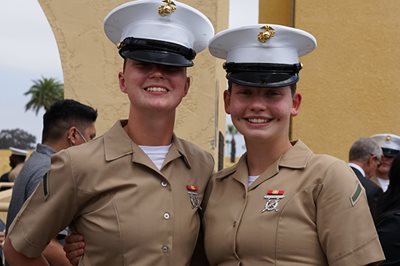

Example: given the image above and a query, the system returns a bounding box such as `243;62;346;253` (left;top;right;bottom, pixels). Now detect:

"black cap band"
118;37;196;67
224;63;302;88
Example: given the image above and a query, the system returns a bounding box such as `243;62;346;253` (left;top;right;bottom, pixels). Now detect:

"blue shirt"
6;143;55;231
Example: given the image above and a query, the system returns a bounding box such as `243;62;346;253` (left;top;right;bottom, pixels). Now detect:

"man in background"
370;133;400;192
5;99;97;266
349;137;383;215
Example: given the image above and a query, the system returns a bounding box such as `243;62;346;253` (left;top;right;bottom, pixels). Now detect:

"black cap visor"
382;148;399;157
225;63;302;88
119;37;196;67
121;50;193;67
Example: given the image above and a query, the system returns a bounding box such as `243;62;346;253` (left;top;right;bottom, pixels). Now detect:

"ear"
66;127;77;145
119;72;127;94
183;76;190;96
290;92;302;117
223;90;232;115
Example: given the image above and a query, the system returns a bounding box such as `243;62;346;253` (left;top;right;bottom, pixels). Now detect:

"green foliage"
24;77;64;115
227;124;237;136
0;129;36;149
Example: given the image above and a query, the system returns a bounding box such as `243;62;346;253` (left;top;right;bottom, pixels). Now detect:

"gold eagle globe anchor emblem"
158;0;177;16
257;25;276;43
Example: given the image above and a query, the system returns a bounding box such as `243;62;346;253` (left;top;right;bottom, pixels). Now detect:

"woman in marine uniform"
200;24;385;266
3;1;215;265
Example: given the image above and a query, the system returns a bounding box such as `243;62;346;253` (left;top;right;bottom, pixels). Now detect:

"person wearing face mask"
3;1;215;265
199;24;385;265
5;99;97;266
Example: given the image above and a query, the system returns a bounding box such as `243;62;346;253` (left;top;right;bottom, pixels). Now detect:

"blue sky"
0;0;258;156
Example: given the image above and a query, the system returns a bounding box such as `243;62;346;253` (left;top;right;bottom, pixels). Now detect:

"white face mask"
75;128;88;143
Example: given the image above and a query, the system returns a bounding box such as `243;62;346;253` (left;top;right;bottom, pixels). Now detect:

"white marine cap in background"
371;133;400;157
9;147;28;157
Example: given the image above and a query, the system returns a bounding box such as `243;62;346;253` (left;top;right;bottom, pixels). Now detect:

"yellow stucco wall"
38;0;229;168
258;0;400;160
259;0;293;26
292;0;400;160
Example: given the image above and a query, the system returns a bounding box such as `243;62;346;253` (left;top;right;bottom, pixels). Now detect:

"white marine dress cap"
9;147;28;156
209;24;317;87
104;0;215;67
371;133;400;156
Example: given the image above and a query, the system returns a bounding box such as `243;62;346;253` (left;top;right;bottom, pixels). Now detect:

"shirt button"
161;245;169;253
163;212;171;220
161;181;168;187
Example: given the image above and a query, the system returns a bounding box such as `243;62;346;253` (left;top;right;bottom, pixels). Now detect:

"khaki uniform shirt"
8;120;214;266
203;140;384;266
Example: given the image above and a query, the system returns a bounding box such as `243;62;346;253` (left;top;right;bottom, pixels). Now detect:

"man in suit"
349;137;383;215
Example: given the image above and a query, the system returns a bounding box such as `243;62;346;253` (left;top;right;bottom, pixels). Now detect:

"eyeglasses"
75;128;88;143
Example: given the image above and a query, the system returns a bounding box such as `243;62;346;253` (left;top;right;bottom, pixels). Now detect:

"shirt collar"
349;163;366;177
216;140;313;181
36;143;56;156
104;120;191;168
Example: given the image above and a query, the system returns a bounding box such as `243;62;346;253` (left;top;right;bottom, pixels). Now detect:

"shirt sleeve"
25;168;48;199
317;159;385;266
7;150;78;258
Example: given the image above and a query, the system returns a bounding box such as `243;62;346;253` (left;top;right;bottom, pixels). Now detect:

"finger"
65;233;84;244
65;248;84;265
64;241;85;253
69;257;81;266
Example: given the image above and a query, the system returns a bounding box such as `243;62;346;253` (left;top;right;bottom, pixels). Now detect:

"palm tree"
24;77;64;115
227;124;238;163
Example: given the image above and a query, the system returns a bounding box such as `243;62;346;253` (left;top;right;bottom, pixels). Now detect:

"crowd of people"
0;0;399;265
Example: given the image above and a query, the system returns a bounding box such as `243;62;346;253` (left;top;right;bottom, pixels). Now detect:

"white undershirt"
139;144;172;170
377;177;390;192
248;175;260;186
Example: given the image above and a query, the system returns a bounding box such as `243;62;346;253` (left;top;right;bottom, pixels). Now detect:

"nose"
149;65;165;78
249;96;266;112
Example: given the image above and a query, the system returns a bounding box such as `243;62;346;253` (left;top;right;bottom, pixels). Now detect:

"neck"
245;137;292;176
43;140;69;152
377;173;389;180
125;110;175;146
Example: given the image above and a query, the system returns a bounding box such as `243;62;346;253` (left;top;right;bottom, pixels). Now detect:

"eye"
265;89;282;97
235;88;251;95
161;65;182;74
132;62;149;69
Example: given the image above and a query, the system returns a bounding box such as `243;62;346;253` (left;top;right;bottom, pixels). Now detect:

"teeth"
146;87;167;92
248;118;269;123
